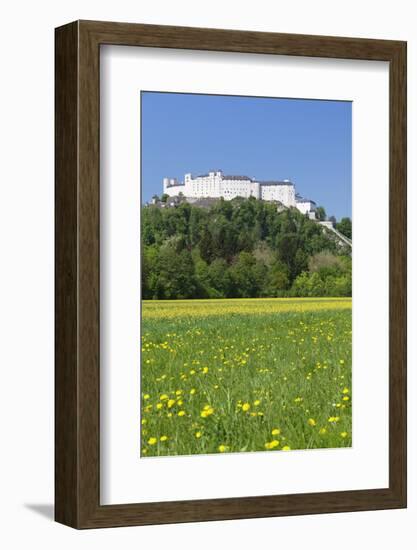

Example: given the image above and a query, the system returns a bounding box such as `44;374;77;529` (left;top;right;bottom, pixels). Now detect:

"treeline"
142;198;352;300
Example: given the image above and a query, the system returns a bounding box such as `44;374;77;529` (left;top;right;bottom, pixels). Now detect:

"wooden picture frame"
55;20;407;529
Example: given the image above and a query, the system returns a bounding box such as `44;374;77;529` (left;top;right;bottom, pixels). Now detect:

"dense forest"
142;197;352;300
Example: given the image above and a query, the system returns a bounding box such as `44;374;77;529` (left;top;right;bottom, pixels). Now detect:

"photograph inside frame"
140;91;352;458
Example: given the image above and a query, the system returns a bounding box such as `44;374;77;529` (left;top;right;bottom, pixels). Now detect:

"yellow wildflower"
148;437;157;445
242;403;251;412
200;406;214;418
265;440;279;450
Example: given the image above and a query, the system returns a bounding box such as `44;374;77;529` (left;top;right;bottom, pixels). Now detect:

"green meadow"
141;297;352;457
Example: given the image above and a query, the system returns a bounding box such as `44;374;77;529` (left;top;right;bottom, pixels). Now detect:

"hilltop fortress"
163;170;316;218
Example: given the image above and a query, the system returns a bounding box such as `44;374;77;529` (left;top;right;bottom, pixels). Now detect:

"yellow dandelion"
167;399;176;408
200;406;214;418
218;444;229;453
265;440;280;450
340;432;348;438
143;394;150;400
282;445;291;451
307;418;316;427
319;428;327;435
342;396;350;401
160;435;168;442
178;410;186;417
195;431;202;438
254;400;261;406
342;387;349;394
148;437;157;445
141;418;147;425
242;403;251;412
160;394;169;401
190;388;196;395
328;416;340;423
271;428;281;436
156;403;163;410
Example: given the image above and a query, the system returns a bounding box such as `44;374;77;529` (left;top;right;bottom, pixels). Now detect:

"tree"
315;206;326;221
209;258;232;297
308;251;344;274
265;260;290;295
291;272;325;297
199;228;215;264
230;252;266;298
336;217;352;239
153;245;198;299
140;198;352;299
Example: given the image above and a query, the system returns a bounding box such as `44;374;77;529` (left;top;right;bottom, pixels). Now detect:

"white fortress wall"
220;177;260;199
161;170;315;216
260;182;296;205
296;199;316;215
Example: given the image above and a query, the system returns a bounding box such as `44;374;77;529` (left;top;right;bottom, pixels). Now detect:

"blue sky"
141;92;352;220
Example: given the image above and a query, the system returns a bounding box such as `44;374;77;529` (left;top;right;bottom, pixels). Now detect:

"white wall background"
0;0;415;547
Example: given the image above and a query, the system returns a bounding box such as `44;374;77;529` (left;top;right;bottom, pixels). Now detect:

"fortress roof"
296;195;316;204
222;175;254;181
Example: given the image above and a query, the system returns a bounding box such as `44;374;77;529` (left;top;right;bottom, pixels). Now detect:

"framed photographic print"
55;20;407;528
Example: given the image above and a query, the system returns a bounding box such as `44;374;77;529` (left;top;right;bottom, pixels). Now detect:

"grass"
141;297;352;457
